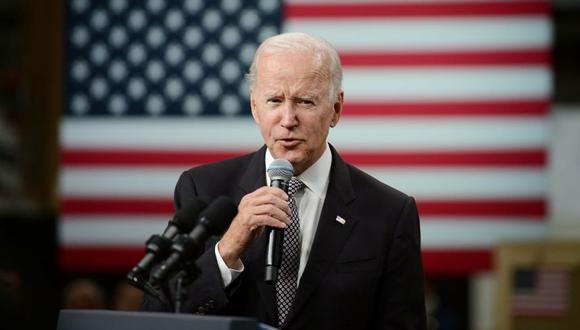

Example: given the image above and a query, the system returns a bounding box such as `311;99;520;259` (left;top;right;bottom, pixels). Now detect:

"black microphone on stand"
264;159;294;283
151;196;237;285
126;198;207;293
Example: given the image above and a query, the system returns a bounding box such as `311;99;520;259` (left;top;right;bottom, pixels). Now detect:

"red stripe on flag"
340;150;546;167
61;198;175;215
342;100;549;117
422;249;492;276
61;198;546;217
285;2;550;18
59;246;493;275
61;149;546;167
59;246;145;274
61;150;245;166
340;50;550;67
417;199;545;217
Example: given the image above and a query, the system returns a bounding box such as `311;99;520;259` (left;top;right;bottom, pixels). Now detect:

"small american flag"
512;266;570;317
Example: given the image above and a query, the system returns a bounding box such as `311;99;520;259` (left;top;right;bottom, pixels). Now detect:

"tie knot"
288;177;305;197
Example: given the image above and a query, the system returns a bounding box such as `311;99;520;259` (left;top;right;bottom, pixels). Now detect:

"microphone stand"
152;233;203;313
173;261;201;313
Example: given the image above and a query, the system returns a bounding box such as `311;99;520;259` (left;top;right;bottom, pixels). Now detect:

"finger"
254;214;288;229
238;197;289;219
240;214;286;230
252;186;288;201
252;204;290;224
248;193;290;215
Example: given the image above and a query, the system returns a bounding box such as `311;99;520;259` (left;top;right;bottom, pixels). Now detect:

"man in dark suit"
142;32;427;330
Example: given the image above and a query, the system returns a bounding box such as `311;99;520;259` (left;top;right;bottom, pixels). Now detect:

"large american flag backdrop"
59;0;552;276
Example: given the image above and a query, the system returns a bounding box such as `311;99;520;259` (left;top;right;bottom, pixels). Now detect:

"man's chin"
270;148;304;167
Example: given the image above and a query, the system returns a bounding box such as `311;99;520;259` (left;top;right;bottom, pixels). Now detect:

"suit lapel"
235;146;278;323
236;146;267;202
284;147;357;327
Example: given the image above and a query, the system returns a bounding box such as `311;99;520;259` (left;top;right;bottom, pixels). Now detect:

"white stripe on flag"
59;166;546;199
58;216;548;248
284;17;551;51
60;117;548;151
365;168;546;198
59;217;167;246
420;218;548;248
343;67;551;101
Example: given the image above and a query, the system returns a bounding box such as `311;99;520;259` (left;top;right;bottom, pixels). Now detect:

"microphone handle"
265;178;289;283
150;233;201;285
265;227;284;283
136;253;156;272
132;234;174;275
151;252;181;285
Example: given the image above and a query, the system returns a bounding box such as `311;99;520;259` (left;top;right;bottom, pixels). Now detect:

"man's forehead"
257;76;328;94
259;51;325;73
254;51;331;95
257;59;329;85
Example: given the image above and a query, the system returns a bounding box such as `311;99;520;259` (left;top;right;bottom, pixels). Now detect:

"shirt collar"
265;144;332;199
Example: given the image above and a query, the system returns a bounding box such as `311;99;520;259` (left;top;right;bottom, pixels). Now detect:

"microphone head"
198;196;237;234
171;198;208;233
267;159;294;182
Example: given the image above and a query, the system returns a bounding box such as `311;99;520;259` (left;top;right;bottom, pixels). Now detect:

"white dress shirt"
215;144;332;287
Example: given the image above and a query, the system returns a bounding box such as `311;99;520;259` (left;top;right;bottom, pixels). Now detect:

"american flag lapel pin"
335;215;346;225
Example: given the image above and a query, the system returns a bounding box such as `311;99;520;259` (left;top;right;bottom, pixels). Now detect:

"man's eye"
267;98;282;104
299;99;314;106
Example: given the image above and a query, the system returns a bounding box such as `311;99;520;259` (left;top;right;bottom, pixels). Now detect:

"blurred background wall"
0;0;579;329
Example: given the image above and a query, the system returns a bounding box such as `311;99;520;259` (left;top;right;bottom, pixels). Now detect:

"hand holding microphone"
217;160;293;272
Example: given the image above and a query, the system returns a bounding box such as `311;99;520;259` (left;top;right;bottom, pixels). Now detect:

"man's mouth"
278;138;302;147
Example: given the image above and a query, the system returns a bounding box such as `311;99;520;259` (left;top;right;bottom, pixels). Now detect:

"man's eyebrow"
263;91;281;98
294;94;318;100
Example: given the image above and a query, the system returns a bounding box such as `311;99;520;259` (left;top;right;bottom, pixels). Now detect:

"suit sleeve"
140;171;235;314
374;196;427;330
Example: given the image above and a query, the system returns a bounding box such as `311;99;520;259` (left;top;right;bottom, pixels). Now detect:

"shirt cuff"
214;241;244;287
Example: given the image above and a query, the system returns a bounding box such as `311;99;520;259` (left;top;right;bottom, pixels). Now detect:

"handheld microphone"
127;198;207;287
264;159;294;283
151;196;237;285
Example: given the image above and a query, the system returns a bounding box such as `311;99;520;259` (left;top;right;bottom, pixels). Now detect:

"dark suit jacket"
142;145;427;330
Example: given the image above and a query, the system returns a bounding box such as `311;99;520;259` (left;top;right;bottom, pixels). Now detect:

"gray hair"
246;32;343;103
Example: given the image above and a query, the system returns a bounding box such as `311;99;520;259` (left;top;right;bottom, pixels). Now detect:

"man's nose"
280;102;298;128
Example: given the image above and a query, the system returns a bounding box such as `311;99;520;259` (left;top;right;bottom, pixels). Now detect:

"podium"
57;310;277;330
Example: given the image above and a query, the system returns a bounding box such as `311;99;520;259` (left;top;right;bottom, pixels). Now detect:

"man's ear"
330;90;344;127
250;86;260;124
